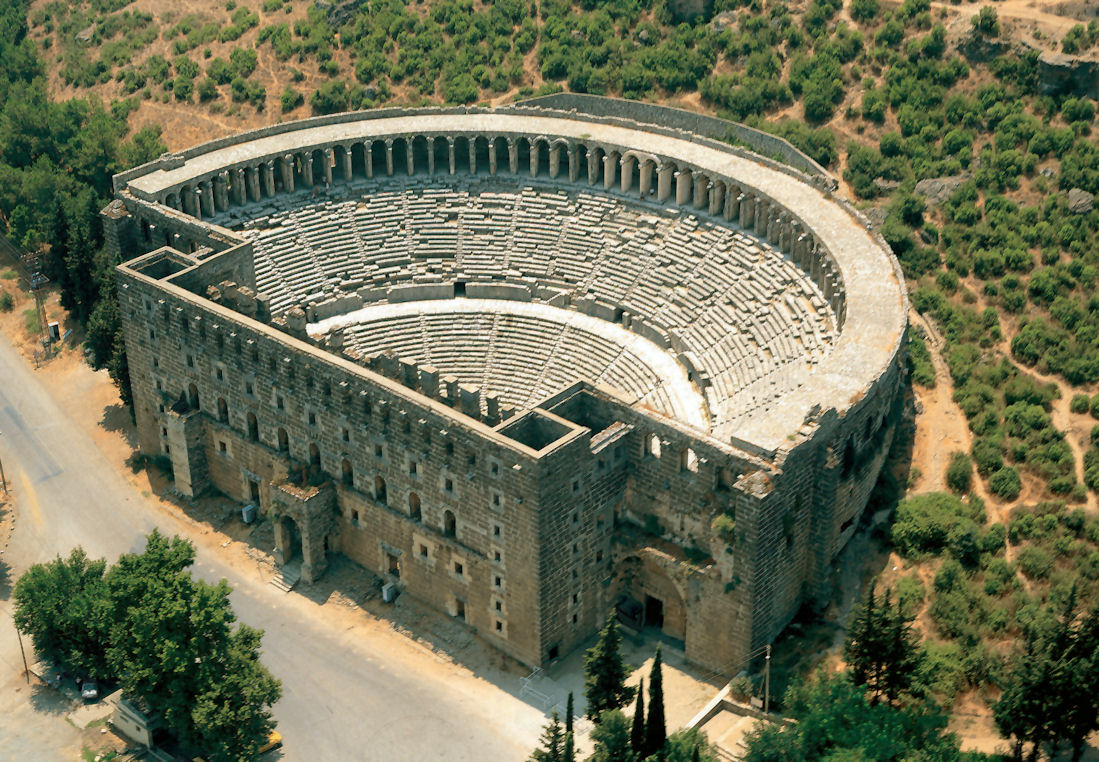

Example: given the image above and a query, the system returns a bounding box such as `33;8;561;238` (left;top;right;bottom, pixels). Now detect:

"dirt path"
908;311;975;493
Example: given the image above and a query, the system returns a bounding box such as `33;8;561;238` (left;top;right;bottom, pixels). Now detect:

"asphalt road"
0;332;543;761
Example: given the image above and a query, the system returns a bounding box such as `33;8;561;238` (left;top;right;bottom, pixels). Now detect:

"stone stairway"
270;562;301;593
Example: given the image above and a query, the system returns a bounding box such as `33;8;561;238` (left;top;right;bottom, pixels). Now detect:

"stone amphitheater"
104;99;907;674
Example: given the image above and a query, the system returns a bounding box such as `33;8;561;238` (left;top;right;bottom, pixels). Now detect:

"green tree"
564;691;575;762
644;647;667;758
945;452;973;494
844;583;921;705
742;672;966;761
12;548;111;679
106;531;281;760
584;611;636;721
590;710;637;762
630;677;646;754
530;711;564;762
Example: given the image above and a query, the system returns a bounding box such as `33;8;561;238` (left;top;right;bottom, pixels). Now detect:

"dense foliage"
13;532;281;762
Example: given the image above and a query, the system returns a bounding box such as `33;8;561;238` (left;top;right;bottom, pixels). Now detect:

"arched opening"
277;515;302;564
247;412;259;441
311;148;326;185
217;397;229;424
432;134;451;174
646;433;661;459
680;447;698;473
616;555;688;647
443;509;456;538
841;439;856;478
454;136;472;173
411;135;433;175
342;458;354;486
409;491;421;522
277;427;289;452
309;442;321;468
187;383;200;411
375;475;387;504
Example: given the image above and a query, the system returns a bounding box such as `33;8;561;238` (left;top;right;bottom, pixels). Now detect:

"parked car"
80;681;99;701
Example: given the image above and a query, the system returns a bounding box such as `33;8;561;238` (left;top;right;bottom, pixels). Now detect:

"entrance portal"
645;595;665;630
278;516;302;564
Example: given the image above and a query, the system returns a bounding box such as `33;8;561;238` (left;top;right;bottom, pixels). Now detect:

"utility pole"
0;453;6;493
16;625;28;684
763;644;771;714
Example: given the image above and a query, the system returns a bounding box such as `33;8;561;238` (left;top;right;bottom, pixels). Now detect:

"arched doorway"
375;475;387;505
342;458;354;486
277;515;302;564
443;509;456;538
309;442;321;468
188;383;200;411
247;412;259;441
617;554;688;646
277;427;289;452
409;492;421;522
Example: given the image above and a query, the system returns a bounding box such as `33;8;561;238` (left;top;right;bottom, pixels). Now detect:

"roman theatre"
104;98;907;673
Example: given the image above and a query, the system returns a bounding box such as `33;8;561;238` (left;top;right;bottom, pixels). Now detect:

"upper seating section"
229;175;837;431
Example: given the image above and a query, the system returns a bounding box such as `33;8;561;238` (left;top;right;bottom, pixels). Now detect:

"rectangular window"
493;523;502;538
454;561;463;576
276;395;284;410
409;461;417;476
420;544;428;558
495;620;503;632
216;367;224;382
245;381;254;395
308;412;317;426
218;441;227;454
455;599;466;621
494;575;502;588
493;550;502;563
186;354;194;368
351;510;359;524
495;600;503;612
342;428;350;442
445;477;454;493
375;444;384;459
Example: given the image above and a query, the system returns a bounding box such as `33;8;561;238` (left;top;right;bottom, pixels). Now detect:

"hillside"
7;0;1099;756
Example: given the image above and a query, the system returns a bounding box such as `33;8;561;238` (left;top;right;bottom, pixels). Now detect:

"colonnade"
152;132;844;320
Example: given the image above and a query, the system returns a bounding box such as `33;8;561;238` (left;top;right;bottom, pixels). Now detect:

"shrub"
280;86;303;112
988;467;1022;500
892;492;981;557
945;452;972;494
711;513;737;544
1017;545;1054;579
0;291;12;311
895;575;925;619
1071;394;1091;414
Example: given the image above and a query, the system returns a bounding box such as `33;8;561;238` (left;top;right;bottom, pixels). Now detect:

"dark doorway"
645;595;665;630
249;479;260;504
280;516;302;563
454;280;466;297
387;552;400;579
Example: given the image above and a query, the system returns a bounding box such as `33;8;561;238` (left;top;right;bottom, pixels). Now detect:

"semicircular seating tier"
226;175;837;434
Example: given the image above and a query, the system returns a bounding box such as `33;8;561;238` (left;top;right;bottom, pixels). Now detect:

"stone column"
213;173;229;212
603;153;617;191
341;146;353;181
507;138;518;174
724;184;739;221
709;181;724;216
586;150;598;186
385;140;394;176
530;141;540;177
427;138;435;176
755;199;767;233
322;148;334;185
657;163;673;202
568;146;579;183
200;181;215;217
281;155;295;193
639;159;653;198
405;140;414;176
620;155;635;194
740;194;754;229
549;144;561;178
302;152;314;188
693;174;708;209
364;140;374;179
675;170;691;206
468;139;477;175
232;168;246;205
489;139;498;175
447;138;456;175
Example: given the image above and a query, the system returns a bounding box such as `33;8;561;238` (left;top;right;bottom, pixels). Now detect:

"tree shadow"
100;403;137;447
28;682;75;716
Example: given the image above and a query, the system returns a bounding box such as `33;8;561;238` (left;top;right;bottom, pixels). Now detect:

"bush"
988;467;1022;500
945;452;972;494
1071;394;1091;414
711;513;737;544
0;291;12;312
1017;545;1054;579
895;575;925;619
892;492;981;557
280;86;303;112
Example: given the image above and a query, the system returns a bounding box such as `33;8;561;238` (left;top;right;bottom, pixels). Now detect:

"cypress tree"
630;677;646;753
644;646;667;758
529;711;564;762
564;691;575;762
584;610;636;721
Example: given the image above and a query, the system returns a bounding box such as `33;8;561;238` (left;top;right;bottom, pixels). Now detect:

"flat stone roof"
122;110;906;453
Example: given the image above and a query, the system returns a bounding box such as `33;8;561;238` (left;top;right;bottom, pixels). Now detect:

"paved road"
0;332;543;761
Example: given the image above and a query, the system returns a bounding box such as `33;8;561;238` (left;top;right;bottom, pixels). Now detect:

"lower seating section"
228;175;838;429
341;308;686;419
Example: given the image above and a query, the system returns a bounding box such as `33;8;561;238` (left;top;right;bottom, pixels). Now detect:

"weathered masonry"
105;103;908;673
